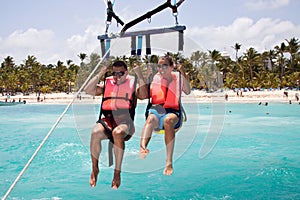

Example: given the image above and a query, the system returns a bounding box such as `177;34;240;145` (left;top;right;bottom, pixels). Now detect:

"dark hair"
112;60;127;70
159;55;174;66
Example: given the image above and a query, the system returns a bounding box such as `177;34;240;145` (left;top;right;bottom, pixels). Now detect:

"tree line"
1;37;299;96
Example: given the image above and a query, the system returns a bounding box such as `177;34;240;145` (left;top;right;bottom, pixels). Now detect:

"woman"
140;55;191;175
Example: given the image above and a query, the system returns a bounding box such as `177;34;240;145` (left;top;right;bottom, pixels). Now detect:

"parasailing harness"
100;0;187;166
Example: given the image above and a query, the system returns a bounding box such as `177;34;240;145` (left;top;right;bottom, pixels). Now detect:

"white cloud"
0;24;103;65
186;17;300;58
1;17;299;65
0;28;58;64
5;29;55;49
65;22;105;62
246;0;290;10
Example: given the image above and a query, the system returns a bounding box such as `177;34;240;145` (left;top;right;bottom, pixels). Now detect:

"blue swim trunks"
147;106;181;130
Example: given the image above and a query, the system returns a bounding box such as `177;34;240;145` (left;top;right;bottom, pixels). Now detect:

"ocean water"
0;101;299;199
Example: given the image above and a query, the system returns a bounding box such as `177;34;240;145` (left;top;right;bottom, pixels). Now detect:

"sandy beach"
189;89;300;104
1;89;299;104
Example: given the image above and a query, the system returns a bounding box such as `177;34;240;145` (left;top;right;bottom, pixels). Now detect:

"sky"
0;0;299;65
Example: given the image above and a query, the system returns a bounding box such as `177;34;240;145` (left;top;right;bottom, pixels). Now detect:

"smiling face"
157;56;174;80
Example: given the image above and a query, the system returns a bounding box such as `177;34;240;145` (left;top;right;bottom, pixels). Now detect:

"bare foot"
89;169;99;187
139;146;149;159
163;163;173;176
111;169;121;190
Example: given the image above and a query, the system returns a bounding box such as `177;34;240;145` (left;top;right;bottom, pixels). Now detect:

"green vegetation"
1;37;299;95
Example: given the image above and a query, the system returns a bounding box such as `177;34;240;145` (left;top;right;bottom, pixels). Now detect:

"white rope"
2;43;115;200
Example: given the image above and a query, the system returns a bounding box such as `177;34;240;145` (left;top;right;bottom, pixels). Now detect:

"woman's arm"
132;63;148;100
177;63;191;95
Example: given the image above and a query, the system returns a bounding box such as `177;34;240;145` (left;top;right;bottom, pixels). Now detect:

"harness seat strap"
131;36;136;56
145;34;151;55
178;30;184;52
100;39;106;57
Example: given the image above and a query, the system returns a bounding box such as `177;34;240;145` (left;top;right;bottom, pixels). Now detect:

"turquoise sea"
1;101;299;199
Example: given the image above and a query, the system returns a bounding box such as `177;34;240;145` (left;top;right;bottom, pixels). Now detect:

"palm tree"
261;50;276;71
78;53;87;63
1;56;16;93
275;42;287;87
232;43;242;61
224;75;236;89
189;51;210;89
24;55;43;94
66;59;73;67
243;47;261;85
208;49;221;63
190;51;209;70
217;57;234;86
285;37;300;72
2;56;15;72
208;50;224;88
190;50;202;68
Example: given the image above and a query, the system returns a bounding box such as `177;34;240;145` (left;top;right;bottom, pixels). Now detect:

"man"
140;55;191;175
84;60;146;189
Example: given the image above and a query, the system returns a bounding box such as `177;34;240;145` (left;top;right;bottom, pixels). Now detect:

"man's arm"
84;65;108;96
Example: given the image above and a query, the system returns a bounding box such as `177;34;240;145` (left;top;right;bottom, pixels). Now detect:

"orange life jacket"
102;75;135;111
150;72;182;110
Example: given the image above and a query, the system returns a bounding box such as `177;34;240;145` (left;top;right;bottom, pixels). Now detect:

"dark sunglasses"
157;64;169;69
112;71;125;76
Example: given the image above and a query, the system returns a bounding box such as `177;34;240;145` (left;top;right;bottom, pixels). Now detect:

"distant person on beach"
77;93;82;100
225;93;228;101
84;61;147;189
295;93;299;101
139;55;191;176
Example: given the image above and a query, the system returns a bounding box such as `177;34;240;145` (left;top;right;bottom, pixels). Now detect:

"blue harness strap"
137;35;143;56
105;39;111;59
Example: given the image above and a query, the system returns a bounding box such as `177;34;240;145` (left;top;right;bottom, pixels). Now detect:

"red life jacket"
150;72;182;110
102;75;135;111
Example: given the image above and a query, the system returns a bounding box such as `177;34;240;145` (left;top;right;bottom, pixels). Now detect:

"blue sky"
0;0;299;64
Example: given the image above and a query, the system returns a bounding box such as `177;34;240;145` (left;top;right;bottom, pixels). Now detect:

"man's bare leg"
90;157;99;187
89;124;106;187
111;125;127;189
163;162;173;176
111;169;121;190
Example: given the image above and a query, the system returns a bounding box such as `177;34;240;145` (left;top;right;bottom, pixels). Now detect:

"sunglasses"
112;71;125;76
157;64;169;69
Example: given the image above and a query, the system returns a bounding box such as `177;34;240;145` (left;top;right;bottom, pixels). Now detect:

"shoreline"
1;89;299;105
